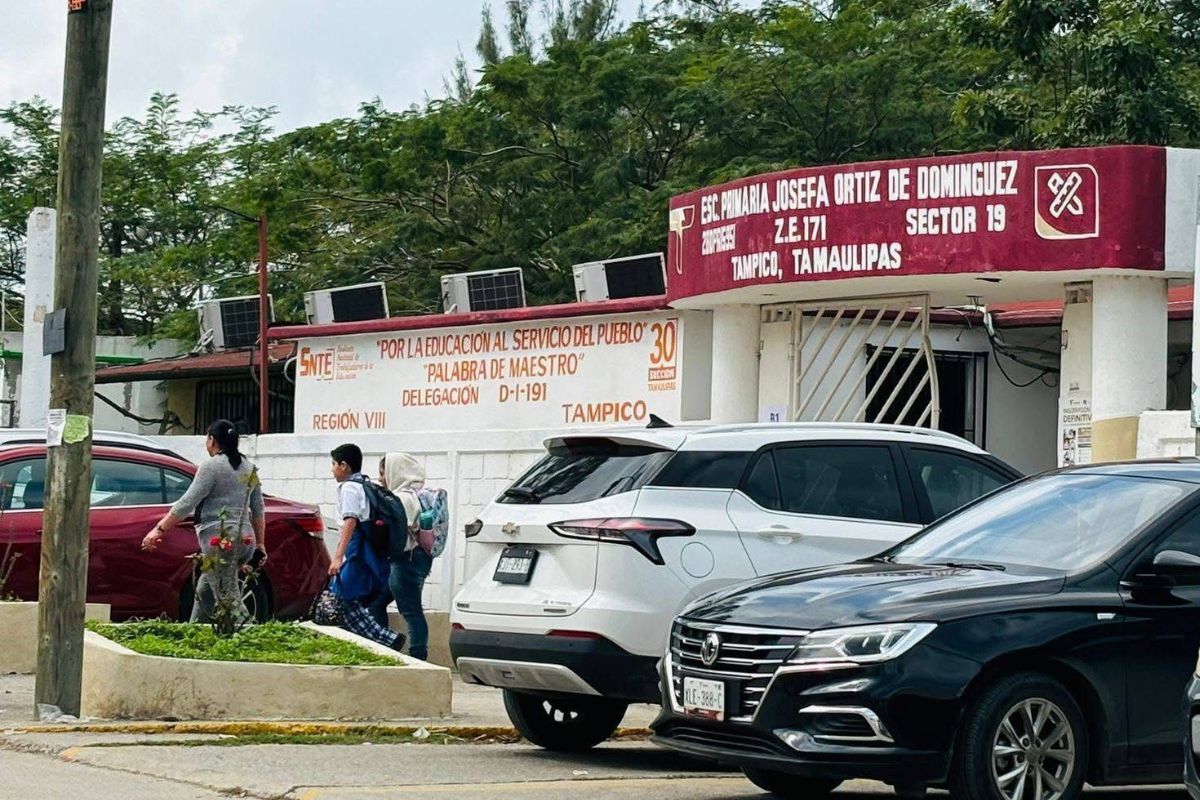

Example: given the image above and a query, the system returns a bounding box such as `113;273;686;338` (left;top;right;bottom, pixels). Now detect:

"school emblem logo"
669;205;696;275
1034;164;1099;240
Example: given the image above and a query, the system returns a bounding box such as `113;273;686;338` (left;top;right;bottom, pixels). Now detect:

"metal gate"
768;294;940;428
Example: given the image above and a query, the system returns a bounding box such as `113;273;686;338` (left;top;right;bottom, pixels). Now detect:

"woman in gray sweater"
141;420;266;623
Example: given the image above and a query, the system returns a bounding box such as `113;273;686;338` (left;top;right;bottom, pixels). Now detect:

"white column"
1057;284;1093;468
1091;275;1168;462
709;305;760;423
19;208;55;428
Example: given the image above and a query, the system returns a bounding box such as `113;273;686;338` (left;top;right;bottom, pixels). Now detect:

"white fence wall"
1136;410;1195;458
149;431;553;613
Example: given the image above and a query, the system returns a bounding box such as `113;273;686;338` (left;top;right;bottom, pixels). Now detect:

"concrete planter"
80;622;452;721
388;610;452;669
0;601;111;674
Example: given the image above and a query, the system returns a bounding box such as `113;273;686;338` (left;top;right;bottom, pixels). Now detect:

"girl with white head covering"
381;453;434;661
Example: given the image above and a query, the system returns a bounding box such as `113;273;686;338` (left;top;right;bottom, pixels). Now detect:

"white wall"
92;338;183;434
754;316;1059;474
149;430;556;614
1137;410;1195;458
984;328;1060;474
0;331;182;434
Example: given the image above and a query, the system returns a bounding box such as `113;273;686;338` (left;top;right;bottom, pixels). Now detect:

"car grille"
657;723;789;757
669;619;808;722
807;712;876;739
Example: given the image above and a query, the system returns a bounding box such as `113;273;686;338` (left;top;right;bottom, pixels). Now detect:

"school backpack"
406;486;449;558
350;476;410;560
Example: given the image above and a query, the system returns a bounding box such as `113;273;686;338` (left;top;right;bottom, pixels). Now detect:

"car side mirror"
1153;550;1200;583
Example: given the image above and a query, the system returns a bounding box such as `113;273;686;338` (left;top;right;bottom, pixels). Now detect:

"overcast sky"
1;0;656;133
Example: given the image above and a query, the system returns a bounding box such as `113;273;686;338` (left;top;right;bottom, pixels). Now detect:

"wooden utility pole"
35;0;112;717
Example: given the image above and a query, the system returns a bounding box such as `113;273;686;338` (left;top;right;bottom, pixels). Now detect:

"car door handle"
755;525;802;542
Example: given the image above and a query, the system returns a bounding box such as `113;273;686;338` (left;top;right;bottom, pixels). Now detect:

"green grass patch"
86;620;400;667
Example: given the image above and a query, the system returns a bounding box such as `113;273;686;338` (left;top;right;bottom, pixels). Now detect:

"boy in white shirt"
328;443;402;651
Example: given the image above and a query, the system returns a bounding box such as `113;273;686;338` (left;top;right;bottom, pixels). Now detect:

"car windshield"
890;473;1194;571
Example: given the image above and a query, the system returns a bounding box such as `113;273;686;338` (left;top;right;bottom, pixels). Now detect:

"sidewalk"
0;672;659;732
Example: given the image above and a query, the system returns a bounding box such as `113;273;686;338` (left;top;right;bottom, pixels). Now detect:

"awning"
94;343;296;384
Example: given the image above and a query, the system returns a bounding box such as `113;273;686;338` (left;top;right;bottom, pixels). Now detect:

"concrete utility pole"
257;214;270;434
35;0;112;716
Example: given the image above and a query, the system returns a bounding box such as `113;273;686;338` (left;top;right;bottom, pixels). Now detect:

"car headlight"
788;623;937;665
1195;648;1200;678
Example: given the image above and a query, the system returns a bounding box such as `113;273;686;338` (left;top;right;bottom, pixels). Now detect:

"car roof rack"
687;421;973;446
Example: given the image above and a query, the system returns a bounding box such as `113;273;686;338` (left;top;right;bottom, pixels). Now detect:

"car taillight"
548;518;694;565
464;519;483;538
293;516;326;539
547;630;604;640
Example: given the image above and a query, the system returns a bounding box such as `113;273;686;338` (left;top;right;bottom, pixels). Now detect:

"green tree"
953;0;1200;146
4;0;1199;340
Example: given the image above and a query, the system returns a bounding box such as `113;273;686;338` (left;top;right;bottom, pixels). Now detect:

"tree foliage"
0;0;1196;339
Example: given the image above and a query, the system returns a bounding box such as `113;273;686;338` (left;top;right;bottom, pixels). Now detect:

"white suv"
449;422;1019;750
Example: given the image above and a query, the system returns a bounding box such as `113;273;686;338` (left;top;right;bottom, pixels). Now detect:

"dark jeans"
389;548;433;660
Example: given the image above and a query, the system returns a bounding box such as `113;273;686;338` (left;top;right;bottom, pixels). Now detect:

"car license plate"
494;546;538;585
1192;716;1200;754
683;677;726;721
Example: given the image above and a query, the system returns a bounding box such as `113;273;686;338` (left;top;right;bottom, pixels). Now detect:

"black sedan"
652;460;1200;800
1185;662;1200;798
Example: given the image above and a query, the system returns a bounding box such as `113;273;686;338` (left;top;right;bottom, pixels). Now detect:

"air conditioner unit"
197;295;275;350
441;268;526;314
573;253;666;302
304;282;389;325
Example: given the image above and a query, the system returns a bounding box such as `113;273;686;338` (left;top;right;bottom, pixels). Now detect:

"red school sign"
666;146;1167;302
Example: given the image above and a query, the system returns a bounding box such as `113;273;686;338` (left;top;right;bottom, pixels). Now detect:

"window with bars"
866;348;987;446
194;376;294;435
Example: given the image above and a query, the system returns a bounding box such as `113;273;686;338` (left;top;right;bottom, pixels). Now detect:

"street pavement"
0;672;658;729
0;674;1192;798
0;732;1192;799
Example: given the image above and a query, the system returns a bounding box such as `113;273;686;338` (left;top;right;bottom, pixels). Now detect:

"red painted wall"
667;146;1167;302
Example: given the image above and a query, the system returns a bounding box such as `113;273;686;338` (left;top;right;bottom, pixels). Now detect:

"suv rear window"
649;451;751;489
499;439;673;505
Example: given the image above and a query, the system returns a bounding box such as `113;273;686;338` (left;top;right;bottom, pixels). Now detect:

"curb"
6;720;654;739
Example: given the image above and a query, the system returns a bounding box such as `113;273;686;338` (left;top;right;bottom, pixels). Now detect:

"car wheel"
952;673;1088;800
502;690;627;751
177;574;272;623
741;767;841;798
240;574;272;623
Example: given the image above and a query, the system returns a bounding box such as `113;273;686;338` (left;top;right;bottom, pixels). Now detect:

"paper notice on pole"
46;409;66;447
64;414;90;444
1058;393;1092;467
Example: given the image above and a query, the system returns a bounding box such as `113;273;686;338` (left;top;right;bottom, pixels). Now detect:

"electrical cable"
93;391;186;433
982;310;1060;388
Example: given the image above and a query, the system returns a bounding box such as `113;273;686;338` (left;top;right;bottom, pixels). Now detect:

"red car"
0;435;330;621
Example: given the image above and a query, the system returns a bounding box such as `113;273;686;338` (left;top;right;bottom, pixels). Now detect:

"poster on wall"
1059;392;1092;467
293;312;684;433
